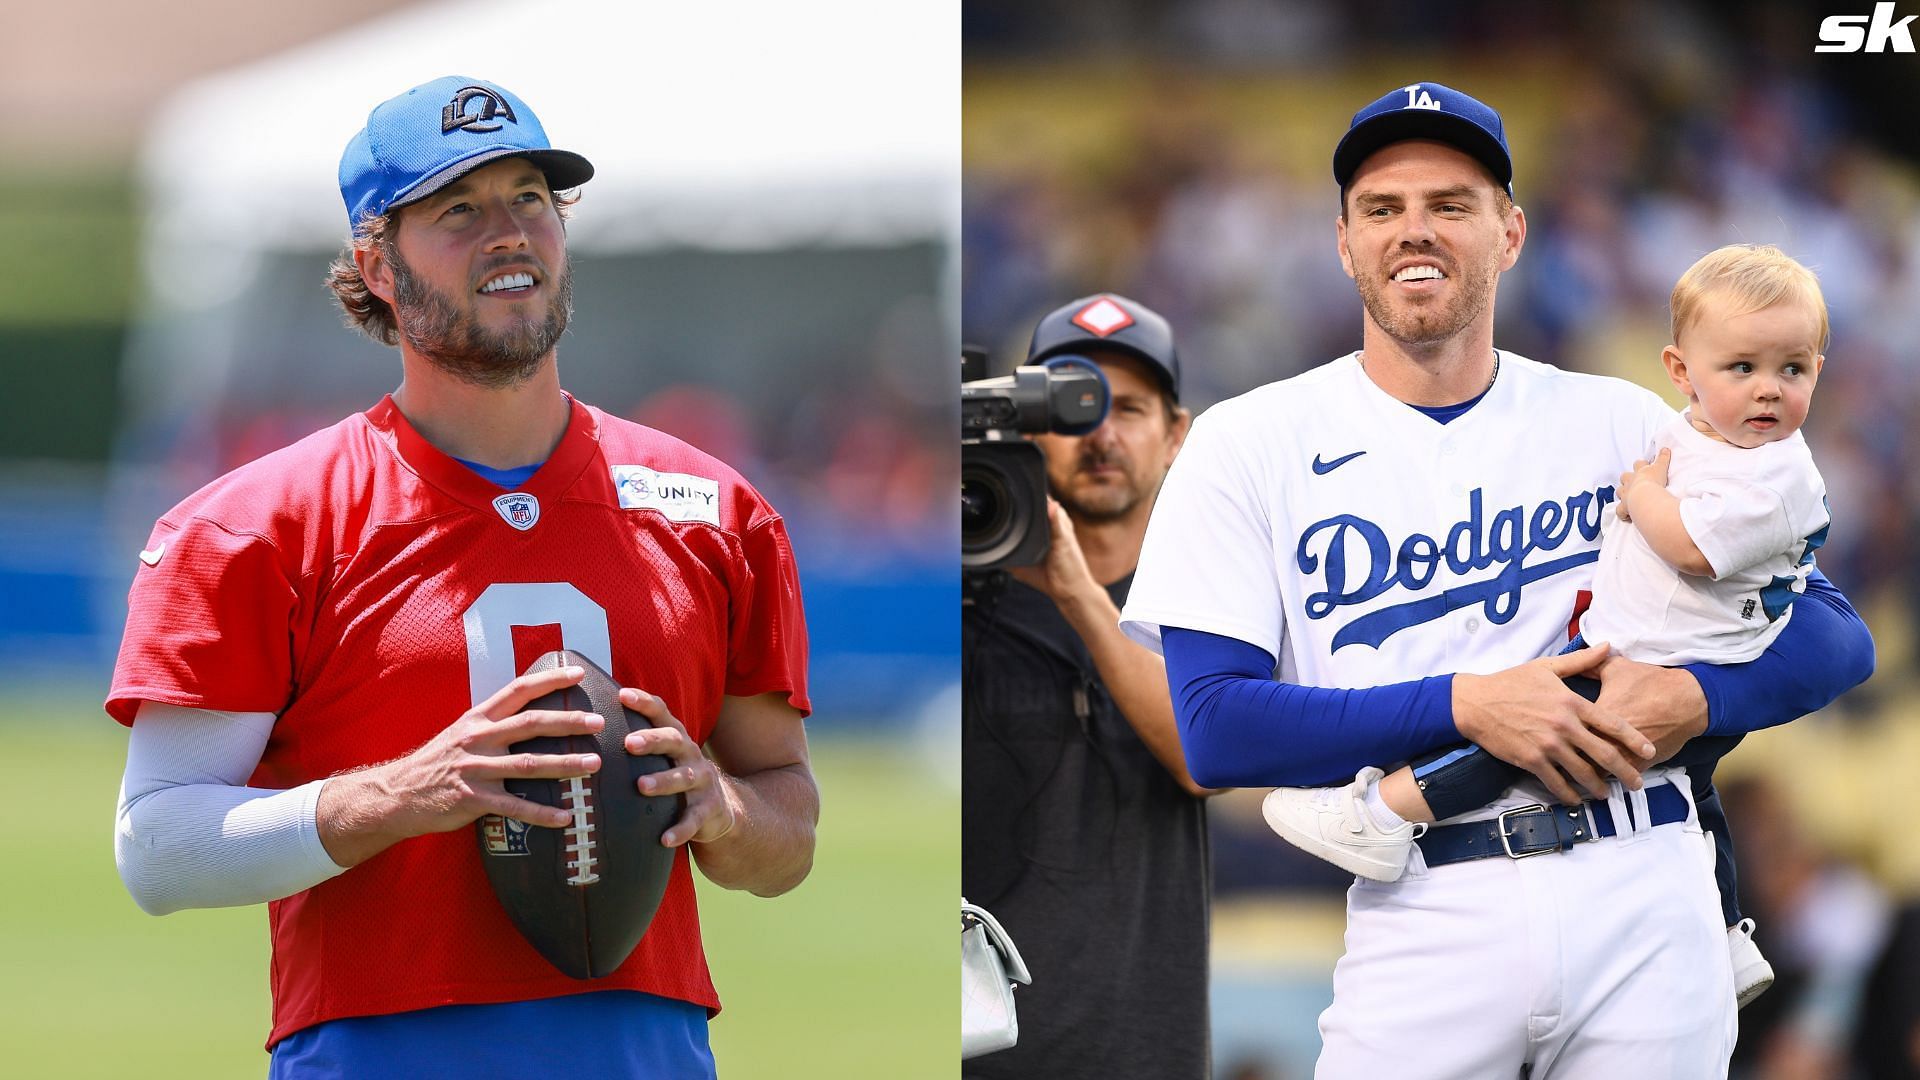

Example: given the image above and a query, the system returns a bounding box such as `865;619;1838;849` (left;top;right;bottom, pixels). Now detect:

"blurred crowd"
964;1;1920;644
965;0;1920;1075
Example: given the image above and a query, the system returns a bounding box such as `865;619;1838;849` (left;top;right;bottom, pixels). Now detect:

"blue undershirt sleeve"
1161;626;1459;789
1683;568;1875;736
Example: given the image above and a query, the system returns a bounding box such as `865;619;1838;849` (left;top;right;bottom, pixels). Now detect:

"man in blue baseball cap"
1331;80;1514;198
108;76;820;1078
1122;80;1875;1075
327;75;596;386
1330;80;1523;359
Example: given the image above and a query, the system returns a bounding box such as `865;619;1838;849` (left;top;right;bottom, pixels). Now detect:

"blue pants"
1410;673;1745;926
269;992;714;1080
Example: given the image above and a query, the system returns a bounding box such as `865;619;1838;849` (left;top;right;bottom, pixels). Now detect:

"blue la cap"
1332;82;1512;197
339;75;595;234
1027;293;1181;403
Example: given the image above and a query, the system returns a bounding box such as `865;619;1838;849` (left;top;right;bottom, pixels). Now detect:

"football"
476;649;682;979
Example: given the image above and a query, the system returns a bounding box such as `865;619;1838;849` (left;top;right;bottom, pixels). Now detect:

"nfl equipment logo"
492;493;541;531
481;814;531;855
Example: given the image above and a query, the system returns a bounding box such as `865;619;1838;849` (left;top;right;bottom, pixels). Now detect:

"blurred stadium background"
0;1;957;1077
966;1;1920;1076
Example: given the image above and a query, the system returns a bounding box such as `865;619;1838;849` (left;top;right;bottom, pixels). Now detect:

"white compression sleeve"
114;702;348;915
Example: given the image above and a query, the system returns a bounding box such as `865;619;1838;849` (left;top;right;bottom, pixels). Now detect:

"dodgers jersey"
108;394;809;1046
1121;351;1673;689
1580;412;1828;665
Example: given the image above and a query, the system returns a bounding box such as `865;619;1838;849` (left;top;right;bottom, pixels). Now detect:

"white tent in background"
139;0;954;260
121;0;957;427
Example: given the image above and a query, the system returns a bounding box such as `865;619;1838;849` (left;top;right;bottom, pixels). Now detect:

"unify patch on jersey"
610;465;720;525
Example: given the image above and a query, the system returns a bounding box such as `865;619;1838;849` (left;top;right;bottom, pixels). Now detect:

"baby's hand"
1635;448;1672;489
1616;448;1672;520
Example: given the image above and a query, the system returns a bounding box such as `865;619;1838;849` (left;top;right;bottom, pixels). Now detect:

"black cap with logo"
1026;293;1181;403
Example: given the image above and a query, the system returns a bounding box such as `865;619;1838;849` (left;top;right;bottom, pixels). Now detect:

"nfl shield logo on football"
492;492;540;531
481;814;531;855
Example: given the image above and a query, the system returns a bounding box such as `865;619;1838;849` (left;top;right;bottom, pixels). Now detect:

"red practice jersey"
108;394;810;1046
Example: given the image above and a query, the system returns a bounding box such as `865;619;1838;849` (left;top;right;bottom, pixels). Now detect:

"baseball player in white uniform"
1259;242;1834;1012
1119;83;1875;1077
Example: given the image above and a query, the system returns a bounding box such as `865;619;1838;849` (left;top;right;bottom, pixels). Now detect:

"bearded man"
107;76;818;1078
1120;81;1875;1076
962;293;1217;1080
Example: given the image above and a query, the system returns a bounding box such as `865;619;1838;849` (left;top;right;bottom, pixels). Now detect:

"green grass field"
0;703;955;1078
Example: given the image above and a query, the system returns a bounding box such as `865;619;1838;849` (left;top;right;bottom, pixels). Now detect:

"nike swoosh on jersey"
138;543;166;566
1312;450;1366;475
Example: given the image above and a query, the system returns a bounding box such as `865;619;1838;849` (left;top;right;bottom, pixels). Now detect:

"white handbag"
961;897;1032;1060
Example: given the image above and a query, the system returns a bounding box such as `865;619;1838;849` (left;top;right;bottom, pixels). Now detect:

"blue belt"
1415;782;1690;868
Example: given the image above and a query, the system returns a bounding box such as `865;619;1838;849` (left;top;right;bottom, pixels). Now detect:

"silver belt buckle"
1497;803;1552;859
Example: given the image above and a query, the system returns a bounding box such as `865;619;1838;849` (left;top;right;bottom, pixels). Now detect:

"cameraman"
963;294;1213;1080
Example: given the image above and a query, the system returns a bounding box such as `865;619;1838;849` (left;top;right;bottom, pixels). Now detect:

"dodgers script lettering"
1297;486;1614;651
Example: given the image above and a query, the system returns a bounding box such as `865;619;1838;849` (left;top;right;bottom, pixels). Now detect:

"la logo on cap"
1071;297;1135;337
443;85;517;134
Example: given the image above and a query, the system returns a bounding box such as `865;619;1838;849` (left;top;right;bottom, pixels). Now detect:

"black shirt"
962;572;1210;1080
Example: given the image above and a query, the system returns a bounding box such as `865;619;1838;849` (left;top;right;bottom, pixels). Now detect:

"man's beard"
1353;248;1496;348
1052;451;1146;524
389;247;573;388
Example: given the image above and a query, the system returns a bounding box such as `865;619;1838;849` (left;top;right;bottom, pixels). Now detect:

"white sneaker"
1728;918;1775;1009
1261;767;1426;882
